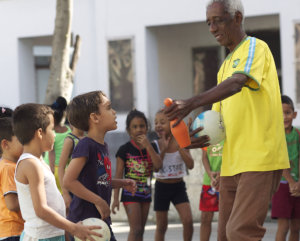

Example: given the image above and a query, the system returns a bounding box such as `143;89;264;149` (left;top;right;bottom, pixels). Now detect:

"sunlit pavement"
112;221;278;240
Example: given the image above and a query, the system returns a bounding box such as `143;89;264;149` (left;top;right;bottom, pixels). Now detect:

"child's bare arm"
58;137;74;208
173;117;194;169
290;154;300;196
2;165;20;212
178;148;194;169
137;135;162;170
48;149;55;173
4;193;20;212
111;179;136;194
202;149;212;176
283;168;295;184
22;158;101;239
282;168;298;195
158;133;171;160
202;149;218;186
112;157;124;214
298;152;300;186
64;157;110;219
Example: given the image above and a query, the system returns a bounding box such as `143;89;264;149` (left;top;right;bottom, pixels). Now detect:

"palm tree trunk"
44;0;74;104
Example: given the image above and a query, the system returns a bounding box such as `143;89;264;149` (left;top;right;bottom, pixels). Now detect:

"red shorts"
123;201;137;206
272;182;300;219
199;185;219;212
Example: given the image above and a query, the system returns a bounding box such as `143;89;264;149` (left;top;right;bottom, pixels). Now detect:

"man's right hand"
164;98;194;127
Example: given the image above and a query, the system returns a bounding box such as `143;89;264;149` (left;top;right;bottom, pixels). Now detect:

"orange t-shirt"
0;159;24;238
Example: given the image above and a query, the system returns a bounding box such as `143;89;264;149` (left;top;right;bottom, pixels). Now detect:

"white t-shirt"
154;141;187;179
15;153;65;239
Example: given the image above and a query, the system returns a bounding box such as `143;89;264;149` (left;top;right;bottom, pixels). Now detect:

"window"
108;39;134;112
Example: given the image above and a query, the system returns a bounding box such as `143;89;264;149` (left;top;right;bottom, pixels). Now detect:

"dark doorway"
245;30;281;90
224;30;281;90
192;46;220;113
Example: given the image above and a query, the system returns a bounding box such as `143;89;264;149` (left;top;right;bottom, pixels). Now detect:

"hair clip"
52;101;60;109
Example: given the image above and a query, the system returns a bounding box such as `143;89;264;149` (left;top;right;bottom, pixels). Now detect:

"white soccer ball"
74;217;111;241
192;110;225;145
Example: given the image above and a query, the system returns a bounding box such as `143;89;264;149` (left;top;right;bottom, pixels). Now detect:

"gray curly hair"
207;0;244;23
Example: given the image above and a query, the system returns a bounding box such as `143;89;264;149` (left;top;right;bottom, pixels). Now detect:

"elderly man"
165;0;289;240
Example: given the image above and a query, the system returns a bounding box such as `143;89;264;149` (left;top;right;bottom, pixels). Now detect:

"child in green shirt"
199;141;223;241
272;95;300;241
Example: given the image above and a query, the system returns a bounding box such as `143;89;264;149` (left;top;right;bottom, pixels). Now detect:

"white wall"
0;2;298;133
0;0;286;127
1;0;299;223
279;0;300;126
0;0;55;108
0;0;295;131
18;38;36;103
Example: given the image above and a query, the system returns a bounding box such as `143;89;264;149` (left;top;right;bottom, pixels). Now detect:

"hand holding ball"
192;110;225;145
74;218;111;241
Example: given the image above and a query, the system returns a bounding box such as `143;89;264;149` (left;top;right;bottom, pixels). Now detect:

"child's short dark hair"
0;117;13;155
51;96;67;126
281;95;294;111
13;104;54;145
67;91;104;132
126;109;148;131
0;107;13;118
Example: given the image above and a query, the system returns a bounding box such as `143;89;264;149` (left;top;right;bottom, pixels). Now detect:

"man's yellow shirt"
212;37;289;176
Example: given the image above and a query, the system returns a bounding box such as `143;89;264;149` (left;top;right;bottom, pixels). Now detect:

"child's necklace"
130;139;150;162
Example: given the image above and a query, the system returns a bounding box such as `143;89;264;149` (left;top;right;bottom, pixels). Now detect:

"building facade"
1;0;300;221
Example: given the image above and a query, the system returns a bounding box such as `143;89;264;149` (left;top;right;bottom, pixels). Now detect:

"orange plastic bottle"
164;98;191;148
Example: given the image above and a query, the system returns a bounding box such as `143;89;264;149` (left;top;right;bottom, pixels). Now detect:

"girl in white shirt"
154;110;194;241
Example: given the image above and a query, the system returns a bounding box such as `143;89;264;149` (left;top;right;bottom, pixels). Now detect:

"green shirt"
283;127;300;182
44;125;71;166
65;133;81;166
202;141;224;185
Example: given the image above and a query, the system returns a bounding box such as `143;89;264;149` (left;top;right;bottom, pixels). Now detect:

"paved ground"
112;221;278;240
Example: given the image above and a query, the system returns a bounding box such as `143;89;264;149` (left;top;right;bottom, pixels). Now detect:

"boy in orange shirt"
0;117;24;241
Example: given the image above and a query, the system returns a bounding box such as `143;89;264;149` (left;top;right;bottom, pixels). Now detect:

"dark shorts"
272;182;300;219
199;185;219;212
154;180;189;211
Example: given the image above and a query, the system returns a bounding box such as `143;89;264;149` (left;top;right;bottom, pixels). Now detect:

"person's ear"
293;111;297;119
126;127;131;136
1;139;9;151
36;128;43;140
234;11;243;25
90;112;100;124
